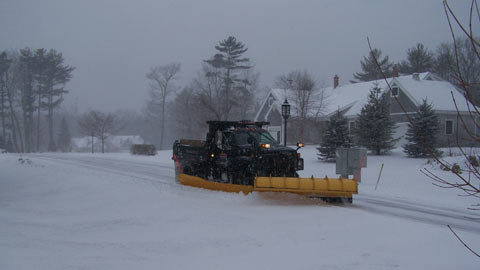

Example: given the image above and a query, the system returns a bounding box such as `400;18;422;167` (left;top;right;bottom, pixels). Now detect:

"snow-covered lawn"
1;146;479;269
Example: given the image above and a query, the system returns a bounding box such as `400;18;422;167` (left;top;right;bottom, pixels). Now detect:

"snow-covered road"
32;152;480;233
1;148;480;269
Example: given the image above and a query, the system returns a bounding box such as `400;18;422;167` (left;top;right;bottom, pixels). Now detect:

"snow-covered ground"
1;146;479;269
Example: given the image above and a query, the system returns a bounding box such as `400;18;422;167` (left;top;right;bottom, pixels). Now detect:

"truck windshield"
235;130;277;145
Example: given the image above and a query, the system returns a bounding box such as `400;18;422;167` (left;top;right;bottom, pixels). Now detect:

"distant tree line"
144;36;262;149
0;48;74;153
352;38;480;104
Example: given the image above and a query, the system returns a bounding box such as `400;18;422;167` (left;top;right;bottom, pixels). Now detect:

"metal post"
281;98;290;147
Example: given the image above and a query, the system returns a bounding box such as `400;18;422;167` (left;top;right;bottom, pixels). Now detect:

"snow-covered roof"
256;72;473;122
323;79;387;118
393;75;470;112
324;72;471;117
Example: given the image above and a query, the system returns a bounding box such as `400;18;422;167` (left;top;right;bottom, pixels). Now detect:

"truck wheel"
229;171;243;185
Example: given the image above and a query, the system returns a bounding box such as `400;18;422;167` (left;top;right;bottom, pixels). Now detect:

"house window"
445;120;454;135
391;87;399;97
348;121;356;134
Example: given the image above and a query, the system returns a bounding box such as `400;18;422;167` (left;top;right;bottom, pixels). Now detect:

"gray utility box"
336;147;367;181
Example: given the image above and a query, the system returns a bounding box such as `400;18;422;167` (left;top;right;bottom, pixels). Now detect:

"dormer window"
391;87;399;97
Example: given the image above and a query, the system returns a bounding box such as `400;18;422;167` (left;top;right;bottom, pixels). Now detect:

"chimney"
334;74;339;89
412;73;420;80
393;65;399;77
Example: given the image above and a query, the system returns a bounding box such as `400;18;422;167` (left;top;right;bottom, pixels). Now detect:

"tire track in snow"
31;154;480;233
32;154;177;189
354;194;480;233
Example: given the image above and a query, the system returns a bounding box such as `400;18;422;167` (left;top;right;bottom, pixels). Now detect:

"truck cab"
173;121;303;186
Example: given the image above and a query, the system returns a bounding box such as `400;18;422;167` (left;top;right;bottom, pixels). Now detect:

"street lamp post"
281;99;291;146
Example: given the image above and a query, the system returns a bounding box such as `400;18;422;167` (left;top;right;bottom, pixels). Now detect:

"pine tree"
352;48;393;82
403;99;439;157
204;36;251;120
57;117;71;152
0;134;4;150
399;43;434;74
355;83;398;155
0;51;12;150
19;48;36;153
317;110;352;161
43;49;74;152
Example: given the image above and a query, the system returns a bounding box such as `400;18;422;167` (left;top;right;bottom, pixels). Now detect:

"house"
72;135;145;152
255;72;477;147
254;86;327;144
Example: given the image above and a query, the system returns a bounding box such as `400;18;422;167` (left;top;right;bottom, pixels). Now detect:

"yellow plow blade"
178;173;253;195
177;173;358;201
254;176;358;199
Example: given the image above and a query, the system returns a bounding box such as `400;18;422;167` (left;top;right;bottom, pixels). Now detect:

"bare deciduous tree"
146;63;180;150
276;69;328;142
78;111;98;153
193;63;224;121
169;86;204;139
78;110;123;153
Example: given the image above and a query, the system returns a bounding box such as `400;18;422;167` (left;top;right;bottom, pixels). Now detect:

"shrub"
131;144;157;156
451;163;462;174
468;155;479;167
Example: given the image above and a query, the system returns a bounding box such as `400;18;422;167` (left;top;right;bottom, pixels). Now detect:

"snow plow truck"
172;121;358;202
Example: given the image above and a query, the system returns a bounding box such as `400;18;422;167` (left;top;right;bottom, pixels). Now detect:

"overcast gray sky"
0;0;471;113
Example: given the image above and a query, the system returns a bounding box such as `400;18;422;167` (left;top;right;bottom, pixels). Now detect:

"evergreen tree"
32;48;48;152
355;83;398;155
57;117;72;152
204;36;251;120
399;43;434;74
0;134;4;150
403;99;439;157
317;110;352;161
19;48;36;153
0;51;12;150
39;49;74;152
352;48;393;82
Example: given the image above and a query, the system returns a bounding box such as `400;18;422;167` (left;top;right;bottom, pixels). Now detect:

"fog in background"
0;0;470;113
